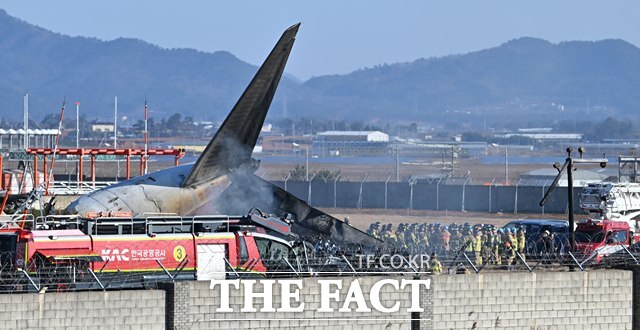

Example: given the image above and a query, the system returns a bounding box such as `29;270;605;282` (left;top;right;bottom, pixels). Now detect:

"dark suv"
504;219;569;254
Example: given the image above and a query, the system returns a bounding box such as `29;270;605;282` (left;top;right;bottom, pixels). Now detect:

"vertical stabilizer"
182;23;300;187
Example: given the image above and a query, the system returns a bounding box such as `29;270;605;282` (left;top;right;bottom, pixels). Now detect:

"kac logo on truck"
101;249;130;261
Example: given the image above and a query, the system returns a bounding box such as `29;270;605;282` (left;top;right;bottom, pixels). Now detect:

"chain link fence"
275;178;582;214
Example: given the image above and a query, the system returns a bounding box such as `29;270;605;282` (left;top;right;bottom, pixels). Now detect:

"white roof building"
316;131;389;142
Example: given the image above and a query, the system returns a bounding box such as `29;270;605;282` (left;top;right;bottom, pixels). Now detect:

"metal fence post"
284;173;291;191
436;177;443;211
384;175;391;210
514;178;522;214
462;174;470;212
541;179;548;214
333;174;340;208
489;177;495;213
357;174;367;209
307;173;316;204
409;178;416;210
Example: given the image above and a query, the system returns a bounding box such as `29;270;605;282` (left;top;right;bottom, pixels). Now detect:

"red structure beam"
90;155;96;185
43;156;47;187
126;150;131;180
27;148;185;158
33;155;38;187
78;150;84;184
26;148;185;182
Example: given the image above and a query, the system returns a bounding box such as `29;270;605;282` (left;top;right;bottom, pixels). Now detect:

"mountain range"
1;9;640;127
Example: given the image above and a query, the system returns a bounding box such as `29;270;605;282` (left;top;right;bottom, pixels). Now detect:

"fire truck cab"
574;219;640;259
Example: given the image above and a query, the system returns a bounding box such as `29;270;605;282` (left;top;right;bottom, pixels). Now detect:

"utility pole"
540;147;607;252
505;147;509;185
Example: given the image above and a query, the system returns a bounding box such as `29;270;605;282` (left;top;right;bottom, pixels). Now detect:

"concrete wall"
273;181;581;214
0;290;165;330
166;270;632;330
165;277;418;330
427;270;632;330
0;270;633;329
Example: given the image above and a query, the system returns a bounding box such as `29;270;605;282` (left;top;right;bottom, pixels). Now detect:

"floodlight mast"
539;147;608;252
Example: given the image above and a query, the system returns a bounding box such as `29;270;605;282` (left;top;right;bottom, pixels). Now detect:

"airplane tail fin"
182;23;300;187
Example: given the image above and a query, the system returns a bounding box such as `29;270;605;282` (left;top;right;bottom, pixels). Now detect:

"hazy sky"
1;1;638;80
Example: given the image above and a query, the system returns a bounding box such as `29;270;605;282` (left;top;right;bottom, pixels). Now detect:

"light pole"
75;101;80;149
114;96;118;149
23;93;29;150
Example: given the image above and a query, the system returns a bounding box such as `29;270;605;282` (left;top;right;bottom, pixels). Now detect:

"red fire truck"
0;210;302;290
574;219;640;261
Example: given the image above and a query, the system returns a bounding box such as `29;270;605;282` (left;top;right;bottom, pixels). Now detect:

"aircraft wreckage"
66;23;386;252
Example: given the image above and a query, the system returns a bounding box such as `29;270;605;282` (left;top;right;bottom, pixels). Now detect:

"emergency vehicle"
574;219;640;261
0;209;302;290
580;182;640;231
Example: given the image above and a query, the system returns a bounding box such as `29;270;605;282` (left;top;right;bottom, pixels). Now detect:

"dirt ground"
320;207;568;231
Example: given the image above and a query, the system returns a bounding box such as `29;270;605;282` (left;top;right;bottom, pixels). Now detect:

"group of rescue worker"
366;222;557;273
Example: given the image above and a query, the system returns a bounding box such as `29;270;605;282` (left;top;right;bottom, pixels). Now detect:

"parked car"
504;219;569;255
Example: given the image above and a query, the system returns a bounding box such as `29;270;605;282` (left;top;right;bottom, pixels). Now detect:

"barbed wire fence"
0;234;639;294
